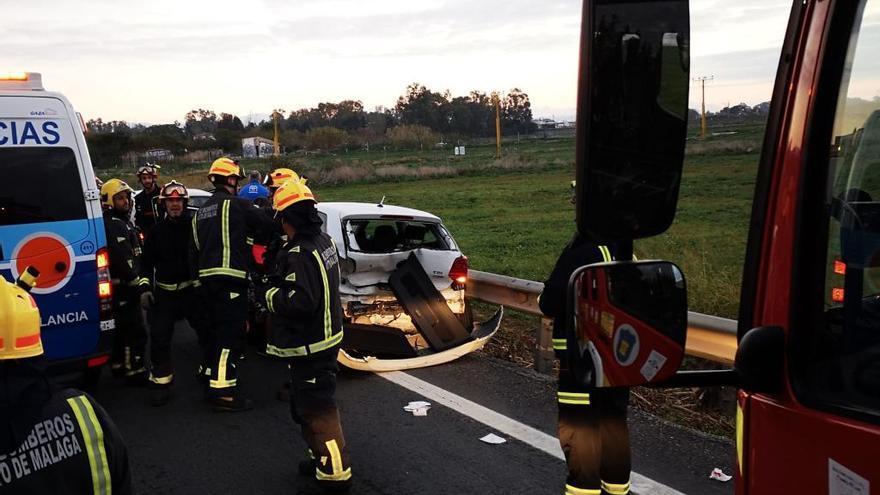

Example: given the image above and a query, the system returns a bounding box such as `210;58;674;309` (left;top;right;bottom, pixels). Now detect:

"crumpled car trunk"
339;254;503;371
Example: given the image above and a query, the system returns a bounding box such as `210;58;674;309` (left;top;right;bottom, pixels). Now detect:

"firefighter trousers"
202;278;248;395
558;360;631;495
148;287;210;387
289;354;352;486
111;289;147;377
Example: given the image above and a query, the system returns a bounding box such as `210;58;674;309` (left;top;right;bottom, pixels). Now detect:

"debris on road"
403;401;432;416
479;433;507;445
709;468;732;482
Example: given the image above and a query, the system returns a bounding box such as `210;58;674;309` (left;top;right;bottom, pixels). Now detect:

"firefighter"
133;163;163;235
254;179;351;492
101;179;149;385
540;183;631;495
0;269;132;494
193;157;273;411
138;180;210;407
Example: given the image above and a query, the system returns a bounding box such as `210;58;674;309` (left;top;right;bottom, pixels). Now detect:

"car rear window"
0;147;86;225
345;219;455;253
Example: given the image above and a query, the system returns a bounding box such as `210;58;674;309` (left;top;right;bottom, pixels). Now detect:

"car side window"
800;0;880;421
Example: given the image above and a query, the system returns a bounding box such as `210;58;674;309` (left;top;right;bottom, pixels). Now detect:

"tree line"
85;84;537;168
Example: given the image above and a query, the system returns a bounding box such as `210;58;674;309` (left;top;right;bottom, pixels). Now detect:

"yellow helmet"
268;167;301;189
100;178;134;209
208;157;244;179
273;178;315;212
0;268;43;360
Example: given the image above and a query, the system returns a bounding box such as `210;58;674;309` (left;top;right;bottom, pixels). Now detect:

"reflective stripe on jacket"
264;232;344;358
193;189;273;281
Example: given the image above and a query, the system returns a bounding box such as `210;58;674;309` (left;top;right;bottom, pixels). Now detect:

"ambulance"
0;72;114;385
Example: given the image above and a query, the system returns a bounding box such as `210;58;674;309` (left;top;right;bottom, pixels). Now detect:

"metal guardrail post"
534;318;555;374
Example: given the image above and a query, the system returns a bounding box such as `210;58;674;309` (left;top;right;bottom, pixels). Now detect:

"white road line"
378;371;685;495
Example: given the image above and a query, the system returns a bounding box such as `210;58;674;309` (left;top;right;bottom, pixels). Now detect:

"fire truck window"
807;0;880;419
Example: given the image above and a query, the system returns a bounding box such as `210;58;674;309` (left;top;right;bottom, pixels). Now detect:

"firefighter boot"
209;393;254;412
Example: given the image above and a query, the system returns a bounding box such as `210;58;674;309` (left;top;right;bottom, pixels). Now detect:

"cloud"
2;0;805;121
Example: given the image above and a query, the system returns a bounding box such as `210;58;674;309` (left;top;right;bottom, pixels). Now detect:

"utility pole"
272;108;285;156
492;92;502;158
693;76;713;139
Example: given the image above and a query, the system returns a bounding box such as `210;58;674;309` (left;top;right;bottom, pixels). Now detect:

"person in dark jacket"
0;269;132;495
133;163;163;236
101;179;148;385
540;231;632;495
193;157;274;411
255;179;351;492
138;180;210;406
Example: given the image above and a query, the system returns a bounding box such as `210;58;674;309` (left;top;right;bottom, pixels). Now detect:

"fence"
467;270;738;374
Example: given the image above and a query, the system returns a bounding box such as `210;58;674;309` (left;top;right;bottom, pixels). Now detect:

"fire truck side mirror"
574;0;691;243
567;260;687;387
734;326;785;395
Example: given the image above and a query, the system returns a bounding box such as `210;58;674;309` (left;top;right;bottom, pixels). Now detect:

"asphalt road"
91;324;735;494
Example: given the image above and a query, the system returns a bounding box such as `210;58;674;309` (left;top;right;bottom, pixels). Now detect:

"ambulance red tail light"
449;256;468;290
96;248;113;318
87;355;110;368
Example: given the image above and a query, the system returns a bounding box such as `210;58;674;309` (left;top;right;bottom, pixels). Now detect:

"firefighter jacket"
138;210;198;292
539;233;612;354
192;189;274;282
258;232;344;359
134;186;162;234
0;361;132;494
103;209;142;300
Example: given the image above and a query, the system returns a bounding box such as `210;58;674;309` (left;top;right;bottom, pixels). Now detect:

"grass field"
316;145;759;319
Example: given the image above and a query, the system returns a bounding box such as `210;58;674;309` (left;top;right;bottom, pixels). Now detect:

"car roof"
318;202;441;222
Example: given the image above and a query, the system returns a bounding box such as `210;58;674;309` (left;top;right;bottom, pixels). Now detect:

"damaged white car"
316;201;503;371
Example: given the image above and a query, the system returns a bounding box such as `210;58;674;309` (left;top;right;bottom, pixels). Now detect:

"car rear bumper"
338;307;503;372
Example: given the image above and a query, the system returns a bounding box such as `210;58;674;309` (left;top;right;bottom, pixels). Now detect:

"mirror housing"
734;326;785;394
575;0;691;242
567;260;687;387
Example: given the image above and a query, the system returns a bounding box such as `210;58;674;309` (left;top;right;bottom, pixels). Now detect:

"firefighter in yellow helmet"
0;269;132;494
101;178;149;385
254;180;351;492
192;158;274;411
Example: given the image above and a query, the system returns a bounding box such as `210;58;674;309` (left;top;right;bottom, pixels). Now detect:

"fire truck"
569;0;879;493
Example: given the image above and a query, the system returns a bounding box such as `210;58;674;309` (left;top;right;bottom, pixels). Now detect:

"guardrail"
467;270;738;374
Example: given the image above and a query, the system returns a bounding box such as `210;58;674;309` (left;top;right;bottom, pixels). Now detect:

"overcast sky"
3;0;810;123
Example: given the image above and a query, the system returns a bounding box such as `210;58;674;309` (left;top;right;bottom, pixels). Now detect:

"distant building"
193;132;216;142
242;137;275;158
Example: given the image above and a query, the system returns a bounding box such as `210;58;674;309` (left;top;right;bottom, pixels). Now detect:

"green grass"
317;141;759;319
